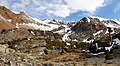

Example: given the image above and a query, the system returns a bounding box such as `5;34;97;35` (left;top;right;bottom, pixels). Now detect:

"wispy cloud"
0;0;108;19
114;3;120;13
0;0;9;7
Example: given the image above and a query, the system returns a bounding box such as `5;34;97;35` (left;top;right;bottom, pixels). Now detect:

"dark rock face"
66;17;120;49
71;17;119;39
72;17;106;33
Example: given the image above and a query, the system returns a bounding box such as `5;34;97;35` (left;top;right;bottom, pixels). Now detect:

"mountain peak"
19;11;26;16
88;16;110;21
0;5;16;19
0;5;7;9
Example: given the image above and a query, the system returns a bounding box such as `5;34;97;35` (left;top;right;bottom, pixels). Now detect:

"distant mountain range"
0;5;120;45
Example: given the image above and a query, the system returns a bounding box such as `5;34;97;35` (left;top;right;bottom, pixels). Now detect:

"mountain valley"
0;6;120;66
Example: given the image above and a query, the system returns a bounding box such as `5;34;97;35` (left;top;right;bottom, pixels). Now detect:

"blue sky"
0;0;120;21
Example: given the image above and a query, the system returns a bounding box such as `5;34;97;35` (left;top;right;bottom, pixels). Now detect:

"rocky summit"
0;6;120;66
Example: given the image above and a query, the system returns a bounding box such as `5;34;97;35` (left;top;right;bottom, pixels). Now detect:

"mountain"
0;15;15;29
0;6;15;29
63;16;120;45
0;5;119;45
0;5;36;29
0;5;72;31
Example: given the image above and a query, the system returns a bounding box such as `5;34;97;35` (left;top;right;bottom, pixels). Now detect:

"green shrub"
44;49;48;55
105;50;113;60
53;33;62;39
46;39;66;50
7;39;21;49
60;49;65;55
1;29;6;34
76;42;96;51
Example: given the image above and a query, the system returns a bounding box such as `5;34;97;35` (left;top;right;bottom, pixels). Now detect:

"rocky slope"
0;28;66;65
63;16;120;44
0;5;36;29
0;28;120;66
0;15;15;29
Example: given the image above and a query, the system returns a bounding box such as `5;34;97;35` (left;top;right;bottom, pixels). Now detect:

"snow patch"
105;29;109;34
66;43;71;45
32;17;42;23
113;38;120;45
43;19;51;23
110;28;115;34
31;31;35;36
55;28;71;34
90;52;105;55
93;30;103;36
82;38;94;43
90;16;109;21
105;28;115;34
7;19;12;22
113;19;120;24
16;23;53;31
90;16;120;28
12;11;19;14
32;17;61;30
72;39;78;42
62;31;73;42
28;38;31;40
103;22;119;28
86;17;90;22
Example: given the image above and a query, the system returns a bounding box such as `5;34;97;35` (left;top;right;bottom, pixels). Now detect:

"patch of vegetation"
7;39;21;49
0;51;3;55
76;42;95;50
1;29;6;34
44;49;48;55
45;31;53;36
53;33;62;39
46;39;66;50
105;50;113;60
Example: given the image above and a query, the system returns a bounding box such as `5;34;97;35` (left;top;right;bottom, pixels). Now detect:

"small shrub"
53;33;62;39
46;39;66;50
76;42;87;49
76;42;95;50
1;29;6;34
105;50;113;60
7;39;21;49
60;49;65;55
44;49;48;55
110;49;113;54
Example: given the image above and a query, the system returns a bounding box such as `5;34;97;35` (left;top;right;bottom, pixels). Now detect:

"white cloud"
64;0;106;13
114;3;120;13
45;4;70;17
0;0;107;19
53;5;70;17
0;0;9;7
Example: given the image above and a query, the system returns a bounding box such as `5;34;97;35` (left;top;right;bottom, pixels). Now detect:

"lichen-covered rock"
0;44;9;54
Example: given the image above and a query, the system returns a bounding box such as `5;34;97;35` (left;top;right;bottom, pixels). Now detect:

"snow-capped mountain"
88;16;120;28
32;18;73;31
63;16;120;46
